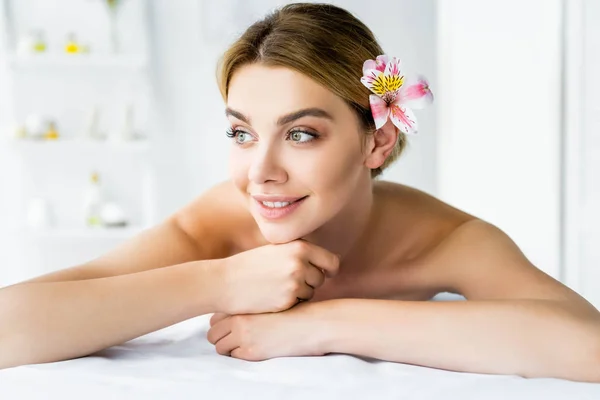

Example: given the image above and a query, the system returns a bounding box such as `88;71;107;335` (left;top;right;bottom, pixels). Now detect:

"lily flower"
360;55;433;135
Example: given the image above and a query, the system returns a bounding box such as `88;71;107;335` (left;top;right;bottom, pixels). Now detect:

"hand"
207;302;326;361
218;240;340;315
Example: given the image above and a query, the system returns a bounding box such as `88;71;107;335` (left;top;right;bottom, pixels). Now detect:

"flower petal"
382;57;404;93
398;76;433;109
375;55;389;72
369;95;390;129
362;59;377;75
389;104;418;135
384;57;401;76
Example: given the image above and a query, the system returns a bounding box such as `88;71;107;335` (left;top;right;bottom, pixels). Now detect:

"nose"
247;144;288;184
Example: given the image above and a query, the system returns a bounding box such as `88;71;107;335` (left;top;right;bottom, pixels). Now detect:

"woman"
1;3;599;382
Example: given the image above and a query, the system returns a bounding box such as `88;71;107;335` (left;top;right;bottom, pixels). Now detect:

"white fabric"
1;294;599;399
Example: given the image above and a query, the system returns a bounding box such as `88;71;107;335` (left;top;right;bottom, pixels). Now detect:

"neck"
303;179;376;261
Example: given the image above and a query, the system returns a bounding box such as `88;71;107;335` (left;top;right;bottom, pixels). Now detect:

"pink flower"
360;55;433;135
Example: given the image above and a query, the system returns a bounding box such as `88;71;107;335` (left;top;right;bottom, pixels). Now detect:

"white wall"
564;0;600;307
437;0;563;279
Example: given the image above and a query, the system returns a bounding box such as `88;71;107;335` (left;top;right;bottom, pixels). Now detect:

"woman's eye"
226;128;254;145
235;132;253;144
288;131;316;143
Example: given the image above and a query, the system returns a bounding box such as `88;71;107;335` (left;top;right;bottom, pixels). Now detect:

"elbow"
527;317;600;382
560;325;600;383
566;346;600;383
579;338;600;383
575;319;600;383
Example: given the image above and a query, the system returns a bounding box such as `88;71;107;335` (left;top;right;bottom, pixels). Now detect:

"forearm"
317;299;600;382
0;259;222;369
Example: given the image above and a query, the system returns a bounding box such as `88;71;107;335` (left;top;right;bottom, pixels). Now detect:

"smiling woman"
0;2;599;383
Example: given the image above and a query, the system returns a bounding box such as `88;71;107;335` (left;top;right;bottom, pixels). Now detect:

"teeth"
262;201;292;208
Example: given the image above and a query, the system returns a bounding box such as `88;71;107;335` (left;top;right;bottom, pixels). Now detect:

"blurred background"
0;0;597;307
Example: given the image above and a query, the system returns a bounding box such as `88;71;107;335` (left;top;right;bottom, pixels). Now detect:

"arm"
0;259;223;370
316;220;600;382
0;181;235;369
317;298;600;382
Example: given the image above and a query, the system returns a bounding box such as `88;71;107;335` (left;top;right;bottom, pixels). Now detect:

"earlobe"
364;121;398;169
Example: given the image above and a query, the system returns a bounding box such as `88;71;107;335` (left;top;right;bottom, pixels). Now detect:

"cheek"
304;139;364;187
229;149;250;190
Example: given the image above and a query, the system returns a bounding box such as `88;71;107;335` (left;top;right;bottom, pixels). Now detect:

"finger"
230;347;244;359
214;332;240;356
298;240;340;278
207;317;232;344
305;263;326;288
210;312;230;327
296;283;315;301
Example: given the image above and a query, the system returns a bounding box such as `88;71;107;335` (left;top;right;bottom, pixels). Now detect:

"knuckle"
291;240;308;255
287;280;301;294
284;260;303;278
290;266;304;280
244;347;260;361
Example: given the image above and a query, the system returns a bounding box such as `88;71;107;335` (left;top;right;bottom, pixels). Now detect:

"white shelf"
4;138;150;154
7;53;148;70
18;226;144;240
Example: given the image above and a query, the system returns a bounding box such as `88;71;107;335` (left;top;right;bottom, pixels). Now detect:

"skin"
1;64;599;381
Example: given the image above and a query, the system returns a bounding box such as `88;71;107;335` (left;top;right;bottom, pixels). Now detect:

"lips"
252;195;309;220
252;194;308;203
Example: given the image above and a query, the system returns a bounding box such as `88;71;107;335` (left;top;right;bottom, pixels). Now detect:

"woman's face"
226;64;371;244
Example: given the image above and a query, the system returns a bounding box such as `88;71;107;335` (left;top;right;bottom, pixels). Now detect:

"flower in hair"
360;55;433;135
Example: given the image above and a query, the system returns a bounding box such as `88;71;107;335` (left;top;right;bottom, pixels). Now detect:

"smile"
254;196;308;219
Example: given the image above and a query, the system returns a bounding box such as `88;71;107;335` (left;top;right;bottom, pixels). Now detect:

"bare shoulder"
369;181;472;286
376;184;592;310
375;180;474;220
373;181;475;249
418;217;599;315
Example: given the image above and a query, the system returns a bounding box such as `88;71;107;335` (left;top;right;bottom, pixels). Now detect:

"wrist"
310;299;350;355
188;258;229;315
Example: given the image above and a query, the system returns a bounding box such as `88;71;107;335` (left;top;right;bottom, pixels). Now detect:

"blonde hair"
216;3;407;178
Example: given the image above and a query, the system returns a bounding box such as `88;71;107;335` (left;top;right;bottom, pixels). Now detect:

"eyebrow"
225;107;334;126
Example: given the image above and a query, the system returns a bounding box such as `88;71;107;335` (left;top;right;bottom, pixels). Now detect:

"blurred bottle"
65;32;81;54
82;172;105;228
120;104;136;141
17;30;47;55
83;106;105;140
10;122;27;139
24;114;50;140
43;121;60;140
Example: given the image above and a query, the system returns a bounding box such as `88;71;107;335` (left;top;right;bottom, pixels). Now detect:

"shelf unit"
16;226;144;240
0;0;157;243
3;137;151;154
6;53;148;70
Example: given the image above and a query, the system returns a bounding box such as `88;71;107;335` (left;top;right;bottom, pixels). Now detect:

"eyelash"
225;128;320;145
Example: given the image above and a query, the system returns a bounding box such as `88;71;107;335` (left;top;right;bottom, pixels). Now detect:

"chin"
257;224;305;244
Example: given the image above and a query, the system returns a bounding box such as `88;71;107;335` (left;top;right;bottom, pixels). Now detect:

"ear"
364;119;398;170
